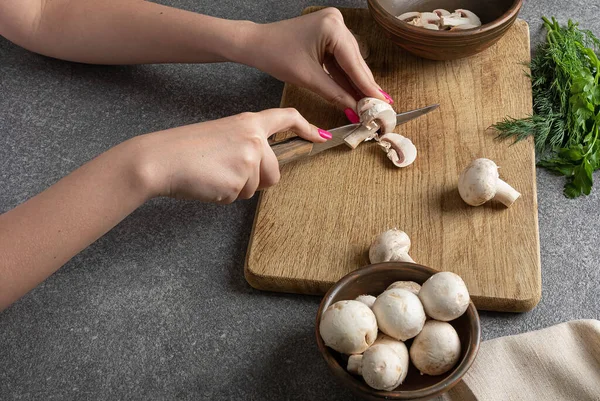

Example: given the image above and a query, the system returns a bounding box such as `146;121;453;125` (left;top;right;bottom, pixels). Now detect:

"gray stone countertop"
1;0;599;400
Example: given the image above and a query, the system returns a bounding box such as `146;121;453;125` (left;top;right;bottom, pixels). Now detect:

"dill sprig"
492;17;600;198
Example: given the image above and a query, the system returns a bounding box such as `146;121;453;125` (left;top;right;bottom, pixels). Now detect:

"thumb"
256;108;332;143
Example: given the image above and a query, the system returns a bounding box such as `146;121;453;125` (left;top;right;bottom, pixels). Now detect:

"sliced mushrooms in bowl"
367;0;523;60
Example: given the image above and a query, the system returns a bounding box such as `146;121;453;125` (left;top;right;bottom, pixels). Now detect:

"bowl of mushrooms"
316;262;480;400
367;0;523;60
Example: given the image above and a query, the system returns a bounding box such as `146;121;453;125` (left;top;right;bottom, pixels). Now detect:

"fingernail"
379;89;394;104
318;128;333;140
344;108;360;124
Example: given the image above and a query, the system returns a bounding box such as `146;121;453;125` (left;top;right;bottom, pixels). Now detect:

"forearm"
0;137;152;310
0;0;254;64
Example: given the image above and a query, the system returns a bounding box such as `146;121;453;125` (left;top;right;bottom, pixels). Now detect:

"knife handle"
271;137;314;166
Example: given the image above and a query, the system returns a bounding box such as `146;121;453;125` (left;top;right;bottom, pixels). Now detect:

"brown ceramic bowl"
315;262;480;400
367;0;523;60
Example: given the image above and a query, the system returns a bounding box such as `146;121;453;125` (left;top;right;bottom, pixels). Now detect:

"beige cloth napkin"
437;319;600;401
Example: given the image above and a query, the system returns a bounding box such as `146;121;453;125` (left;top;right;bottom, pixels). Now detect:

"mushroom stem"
344;124;379;149
347;355;363;375
494;179;521;207
395;253;415;263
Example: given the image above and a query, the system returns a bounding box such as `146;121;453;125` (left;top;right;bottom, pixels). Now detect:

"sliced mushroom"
397;9;481;31
433;9;451;17
455;9;482;26
440;15;473;28
396;11;421;22
378;133;417;168
422;23;440;31
344;98;396;149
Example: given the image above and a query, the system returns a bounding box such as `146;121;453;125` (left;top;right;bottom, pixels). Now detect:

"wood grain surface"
245;7;541;312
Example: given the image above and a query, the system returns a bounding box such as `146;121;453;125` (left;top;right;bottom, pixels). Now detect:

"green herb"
492;17;600;198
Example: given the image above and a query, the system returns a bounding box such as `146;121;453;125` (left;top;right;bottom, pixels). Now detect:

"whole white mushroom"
319;300;378;354
409;320;461;376
418;272;470;321
458;158;520;207
347;335;410;388
372;288;426;341
386;280;421;295
355;294;377;308
361;344;405;391
369;229;414;264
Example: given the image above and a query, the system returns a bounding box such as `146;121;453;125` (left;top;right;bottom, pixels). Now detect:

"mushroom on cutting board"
419;272;470;321
386;280;421;295
355;294;376;308
409;320;461;376
378;133;417;168
319;300;378;354
344;97;396;149
369;229;415;264
458;158;521;207
372;288;426;341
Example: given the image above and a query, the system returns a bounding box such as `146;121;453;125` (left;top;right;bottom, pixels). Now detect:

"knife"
272;104;439;165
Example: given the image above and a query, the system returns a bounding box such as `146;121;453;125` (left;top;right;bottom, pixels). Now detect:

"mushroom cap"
319;300;378;354
386;280;421;295
373;334;410;384
357;97;393;115
357;98;396;135
378;133;417;167
372;288;426;341
355;294;377;308
409;320;461;376
458;158;500;206
369;229;412;264
361;344;404;391
418;272;470;321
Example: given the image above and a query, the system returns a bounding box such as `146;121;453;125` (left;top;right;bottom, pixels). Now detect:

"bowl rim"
315;262;481;399
367;0;523;37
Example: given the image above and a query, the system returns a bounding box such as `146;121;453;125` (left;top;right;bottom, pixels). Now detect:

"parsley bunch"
493;17;600;198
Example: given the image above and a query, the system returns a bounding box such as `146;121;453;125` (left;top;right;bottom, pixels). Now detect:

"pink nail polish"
379;89;394;104
344;108;360;124
318;128;333;140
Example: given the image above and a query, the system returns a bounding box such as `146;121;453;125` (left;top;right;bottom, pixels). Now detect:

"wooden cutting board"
245;7;541;312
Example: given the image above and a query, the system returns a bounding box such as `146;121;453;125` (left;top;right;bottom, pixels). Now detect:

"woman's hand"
135;108;329;204
238;8;393;121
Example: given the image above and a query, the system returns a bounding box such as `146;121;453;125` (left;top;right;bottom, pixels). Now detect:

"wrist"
116;135;164;201
222;20;262;66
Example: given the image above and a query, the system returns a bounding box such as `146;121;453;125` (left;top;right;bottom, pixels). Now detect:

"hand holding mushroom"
344;97;418;168
319;271;472;391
